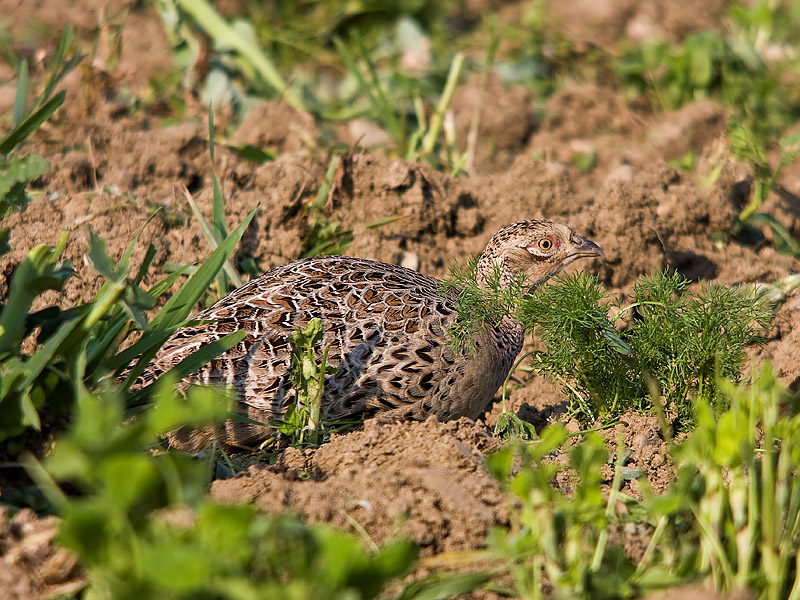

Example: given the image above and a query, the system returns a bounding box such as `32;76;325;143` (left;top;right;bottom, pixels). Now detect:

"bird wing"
138;255;462;420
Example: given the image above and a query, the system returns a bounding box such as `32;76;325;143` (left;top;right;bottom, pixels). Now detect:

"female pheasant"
137;220;602;448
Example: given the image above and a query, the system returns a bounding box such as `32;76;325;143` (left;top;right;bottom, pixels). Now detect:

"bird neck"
475;252;526;337
475;253;516;292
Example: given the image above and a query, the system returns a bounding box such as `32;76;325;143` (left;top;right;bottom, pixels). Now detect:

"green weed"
729;124;800;256
273;318;336;447
0;193;256;446
27;375;416;599
618;1;800;141
155;0;302;111
486;427;642;599
521;271;771;428
476;363;800;600
445;265;770;430
0;29;79;219
0;234;74;439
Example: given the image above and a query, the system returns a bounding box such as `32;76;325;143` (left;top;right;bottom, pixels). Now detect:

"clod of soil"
212;417;507;555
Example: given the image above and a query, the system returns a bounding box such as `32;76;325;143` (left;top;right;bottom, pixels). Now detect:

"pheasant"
136;220;603;448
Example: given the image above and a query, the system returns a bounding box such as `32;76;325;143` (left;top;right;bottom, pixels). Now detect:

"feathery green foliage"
440;256;527;355
521;271;771;427
444;265;769;429
521;273;637;421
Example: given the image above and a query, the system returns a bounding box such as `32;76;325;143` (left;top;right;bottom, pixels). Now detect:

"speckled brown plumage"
136;220;603;449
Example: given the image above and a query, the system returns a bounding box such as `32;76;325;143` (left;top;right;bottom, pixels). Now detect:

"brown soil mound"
212;418;507;556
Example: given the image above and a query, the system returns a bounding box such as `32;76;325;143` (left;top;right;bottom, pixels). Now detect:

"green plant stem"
565;419;622;438
762;399;778;599
590;434;625;571
633;515;668;579
308;342;331;435
692;503;734;589
500;352;533;412
420;52;464;156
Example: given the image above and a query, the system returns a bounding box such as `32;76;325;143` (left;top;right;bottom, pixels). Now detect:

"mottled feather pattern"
135;220;603;449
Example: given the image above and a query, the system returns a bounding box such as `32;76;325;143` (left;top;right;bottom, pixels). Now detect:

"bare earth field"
1;0;799;597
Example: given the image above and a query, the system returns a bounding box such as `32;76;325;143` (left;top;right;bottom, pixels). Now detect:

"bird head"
477;220;604;292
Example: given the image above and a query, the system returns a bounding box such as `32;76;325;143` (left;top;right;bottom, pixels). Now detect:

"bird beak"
567;236;604;260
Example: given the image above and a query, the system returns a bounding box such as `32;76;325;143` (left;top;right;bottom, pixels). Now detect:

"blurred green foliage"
483;363;800;600
36;378;416;599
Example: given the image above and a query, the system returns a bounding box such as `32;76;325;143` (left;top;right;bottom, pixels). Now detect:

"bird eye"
538;238;554;251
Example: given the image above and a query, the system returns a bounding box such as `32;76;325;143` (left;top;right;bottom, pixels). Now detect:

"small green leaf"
102;453;158;509
486;447;514;481
18;389;41;430
234;143;276;163
534;422;568;456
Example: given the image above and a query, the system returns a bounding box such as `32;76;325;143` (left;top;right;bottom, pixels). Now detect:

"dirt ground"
2;0;800;597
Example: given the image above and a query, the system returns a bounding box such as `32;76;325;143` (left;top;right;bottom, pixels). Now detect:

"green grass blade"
207;106;236;292
149;205;257;331
160;329;246;382
134;244;158;287
748;213;800;257
148;267;191;300
118;208;162;274
365;214;407;230
182;186;243;289
86;313;130;372
113;329;175;376
421;52;464;156
207;104;216;164
125;329;246;406
310;155;339;212
39;28;82;104
16;319;80;390
334;37;403;145
211;170;227;243
12;59;28;128
353;32;403;143
109;202;254;383
0;90;66;155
